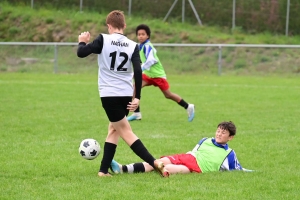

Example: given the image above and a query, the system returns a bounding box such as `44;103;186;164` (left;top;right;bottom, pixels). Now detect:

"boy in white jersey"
127;24;195;122
77;10;168;177
110;121;252;176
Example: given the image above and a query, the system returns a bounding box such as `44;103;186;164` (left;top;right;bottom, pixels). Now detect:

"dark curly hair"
217;121;236;136
136;24;151;38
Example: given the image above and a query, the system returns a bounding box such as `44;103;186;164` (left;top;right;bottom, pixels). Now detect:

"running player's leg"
159;80;195;122
155;78;189;107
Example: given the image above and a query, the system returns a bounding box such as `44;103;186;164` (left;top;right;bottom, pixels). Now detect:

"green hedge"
5;0;300;34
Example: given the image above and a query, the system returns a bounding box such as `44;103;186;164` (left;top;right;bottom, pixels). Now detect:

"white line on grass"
0;80;95;85
0;80;299;89
171;83;300;89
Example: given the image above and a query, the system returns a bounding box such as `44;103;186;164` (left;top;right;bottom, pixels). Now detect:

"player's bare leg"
111;117;138;146
162;89;195;122
144;157;189;175
158;157;173;165
164;164;190;174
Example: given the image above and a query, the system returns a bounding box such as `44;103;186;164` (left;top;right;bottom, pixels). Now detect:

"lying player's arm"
221;151;254;172
221;150;243;171
190;137;208;152
141;45;158;71
77;33;104;58
242;168;254;172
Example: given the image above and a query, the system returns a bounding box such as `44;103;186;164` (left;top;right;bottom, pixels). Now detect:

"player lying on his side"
110;121;254;176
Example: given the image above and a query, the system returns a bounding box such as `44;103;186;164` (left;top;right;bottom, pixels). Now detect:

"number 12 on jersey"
109;51;129;71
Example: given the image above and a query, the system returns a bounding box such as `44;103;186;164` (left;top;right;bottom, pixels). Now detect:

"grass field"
0;73;300;199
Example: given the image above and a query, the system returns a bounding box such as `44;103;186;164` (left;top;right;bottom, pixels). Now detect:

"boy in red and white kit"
127;24;195;122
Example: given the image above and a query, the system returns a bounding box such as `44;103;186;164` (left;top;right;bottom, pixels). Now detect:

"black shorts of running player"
101;97;132;122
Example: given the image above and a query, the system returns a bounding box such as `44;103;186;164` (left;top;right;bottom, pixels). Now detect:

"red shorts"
142;73;169;91
161;153;202;173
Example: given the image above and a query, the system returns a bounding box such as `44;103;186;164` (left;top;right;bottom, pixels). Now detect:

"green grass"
1;73;300;199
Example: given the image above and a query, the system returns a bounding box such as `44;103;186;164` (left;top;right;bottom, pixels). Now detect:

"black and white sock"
122;163;145;173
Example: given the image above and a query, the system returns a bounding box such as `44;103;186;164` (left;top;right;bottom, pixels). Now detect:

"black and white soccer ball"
79;139;101;160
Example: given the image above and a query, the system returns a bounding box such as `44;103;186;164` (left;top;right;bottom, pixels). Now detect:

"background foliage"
4;0;300;34
1;2;300;75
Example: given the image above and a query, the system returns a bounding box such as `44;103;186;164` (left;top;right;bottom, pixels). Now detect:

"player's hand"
127;98;140;112
78;31;90;43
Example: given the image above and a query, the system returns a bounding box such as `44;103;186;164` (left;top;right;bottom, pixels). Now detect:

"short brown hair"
218;121;236;136
106;10;125;30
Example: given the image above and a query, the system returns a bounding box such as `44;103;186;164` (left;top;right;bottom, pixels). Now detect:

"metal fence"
1;42;300;75
24;0;293;36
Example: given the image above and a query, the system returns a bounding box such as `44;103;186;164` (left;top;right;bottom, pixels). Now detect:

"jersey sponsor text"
111;41;129;47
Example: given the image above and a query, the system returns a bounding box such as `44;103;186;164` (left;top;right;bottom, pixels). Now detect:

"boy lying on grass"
111;121;253;177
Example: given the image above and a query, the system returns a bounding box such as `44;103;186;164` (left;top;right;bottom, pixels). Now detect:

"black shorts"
101;96;132;122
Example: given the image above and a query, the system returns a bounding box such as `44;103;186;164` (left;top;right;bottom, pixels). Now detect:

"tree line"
6;0;300;35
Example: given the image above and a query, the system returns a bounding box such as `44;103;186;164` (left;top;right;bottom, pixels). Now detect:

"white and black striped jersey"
77;33;142;98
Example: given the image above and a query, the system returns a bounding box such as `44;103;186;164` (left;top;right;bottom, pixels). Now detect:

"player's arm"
191;137;208;152
132;44;142;100
141;44;158;71
77;33;104;58
221;150;243;171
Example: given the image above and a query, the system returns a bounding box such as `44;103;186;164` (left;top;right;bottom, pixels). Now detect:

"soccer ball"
79;138;101;160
